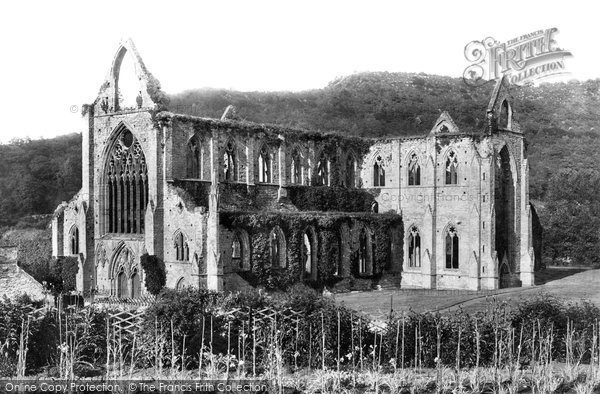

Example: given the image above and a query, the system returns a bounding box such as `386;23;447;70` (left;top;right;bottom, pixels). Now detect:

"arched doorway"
117;269;127;298
130;269;141;298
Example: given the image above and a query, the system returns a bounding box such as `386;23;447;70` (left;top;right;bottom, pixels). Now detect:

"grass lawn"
334;268;600;318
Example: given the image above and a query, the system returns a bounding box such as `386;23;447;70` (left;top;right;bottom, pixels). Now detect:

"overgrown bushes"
3;287;600;378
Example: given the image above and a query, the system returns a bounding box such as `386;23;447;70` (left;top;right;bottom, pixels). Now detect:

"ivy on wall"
287;186;376;212
221;211;402;289
141;254;166;296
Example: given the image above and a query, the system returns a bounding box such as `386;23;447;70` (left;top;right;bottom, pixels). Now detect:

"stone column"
206;131;222;290
519;158;534;286
278;135;287;200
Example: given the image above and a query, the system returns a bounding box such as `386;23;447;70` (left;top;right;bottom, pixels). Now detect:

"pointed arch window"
232;233;243;269
445;226;459;269
316;152;330;186
373;156;385;187
408;226;421;267
445;150;459;185
223;141;237;181
269;227;286;268
346;154;357;188
105;127;148;235
408;153;421;186
358;229;369;274
303;232;312;275
258;145;271;183
499;100;511;129
176;277;187;290
186;135;201;178
174;232;189;262
69;226;79;255
290;149;302;185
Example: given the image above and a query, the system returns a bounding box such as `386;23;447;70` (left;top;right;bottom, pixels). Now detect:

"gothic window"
258;145;271;183
232;233;243;269
358;228;369;274
316;152;330;186
408;153;421;186
499;100;510;129
174;231;189;262
445;226;459;269
176;277;187;290
269;227;286;268
373;156;385;187
223;141;237;181
105;126;148;234
186;135;201;178
290;149;302;184
346;154;357;188
408;226;421;268
69;226;79;255
445;150;459;185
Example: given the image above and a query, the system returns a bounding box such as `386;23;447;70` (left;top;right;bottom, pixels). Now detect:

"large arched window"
223;141;237;181
269;227;286;268
232;233;243;269
174;231;189;262
408;226;421;267
346;154;357;188
316;152;330;186
105;126;149;234
445;226;459;269
373;156;385;187
258;145;272;183
408;153;420;186
445;150;459;185
290;149;303;184
186;135;201;178
69;226;79;255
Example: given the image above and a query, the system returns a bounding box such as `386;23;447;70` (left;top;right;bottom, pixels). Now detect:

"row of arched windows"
186;138;463;188
372;151;459;188
185;137;361;187
227;226;375;278
407;225;460;269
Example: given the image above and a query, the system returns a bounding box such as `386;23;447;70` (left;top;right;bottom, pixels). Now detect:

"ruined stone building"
51;40;540;299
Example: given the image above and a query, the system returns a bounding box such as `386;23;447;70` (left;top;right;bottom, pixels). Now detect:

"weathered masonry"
52;40;540;299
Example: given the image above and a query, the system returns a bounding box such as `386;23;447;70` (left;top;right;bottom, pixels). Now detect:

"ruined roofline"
162;111;378;144
165;111;519;144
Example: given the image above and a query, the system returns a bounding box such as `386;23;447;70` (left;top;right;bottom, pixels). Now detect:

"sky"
0;0;597;142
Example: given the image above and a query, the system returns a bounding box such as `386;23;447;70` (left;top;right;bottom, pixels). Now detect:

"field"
335;268;600;318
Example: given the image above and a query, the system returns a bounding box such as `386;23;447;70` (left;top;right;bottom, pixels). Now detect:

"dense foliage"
140;253;166;295
0;134;81;226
